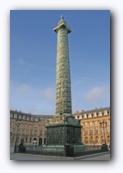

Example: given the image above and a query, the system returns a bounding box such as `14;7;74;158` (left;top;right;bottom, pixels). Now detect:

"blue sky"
10;10;110;115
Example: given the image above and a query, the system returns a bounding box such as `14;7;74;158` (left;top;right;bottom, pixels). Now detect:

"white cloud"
10;82;55;114
12;83;41;97
85;85;110;103
44;88;55;101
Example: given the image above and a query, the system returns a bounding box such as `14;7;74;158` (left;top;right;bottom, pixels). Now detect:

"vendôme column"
54;16;72;117
45;16;83;155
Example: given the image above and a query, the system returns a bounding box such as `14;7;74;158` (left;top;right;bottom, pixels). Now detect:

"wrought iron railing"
14;144;109;157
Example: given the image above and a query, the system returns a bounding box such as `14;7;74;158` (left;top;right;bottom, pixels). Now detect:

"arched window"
85;136;88;144
85;129;88;135
26;137;28;143
107;135;110;143
95;136;98;144
17;137;19;143
101;136;104;144
33;138;37;146
90;136;93;145
39;138;42;145
21;137;24;144
94;121;97;125
90;128;93;135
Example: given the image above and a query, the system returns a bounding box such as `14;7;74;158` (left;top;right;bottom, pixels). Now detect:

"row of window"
83;128;110;135
75;110;110;119
81;120;110;126
10;113;51;121
83;135;110;143
10;136;46;145
10;130;46;136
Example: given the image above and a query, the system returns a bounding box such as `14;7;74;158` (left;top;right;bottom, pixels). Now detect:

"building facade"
74;107;110;146
10;107;110;147
10;110;53;146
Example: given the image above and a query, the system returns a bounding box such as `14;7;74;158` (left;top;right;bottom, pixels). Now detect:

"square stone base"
45;116;85;156
46;116;82;145
46;124;82;145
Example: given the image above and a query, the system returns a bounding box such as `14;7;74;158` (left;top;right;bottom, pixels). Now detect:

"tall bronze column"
54;16;72;116
45;17;84;156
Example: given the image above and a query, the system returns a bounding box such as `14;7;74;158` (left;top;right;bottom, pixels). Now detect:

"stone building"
74;107;110;146
10;106;110;147
10;110;53;146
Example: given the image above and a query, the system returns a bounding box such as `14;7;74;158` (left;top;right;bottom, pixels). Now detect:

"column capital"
53;16;71;33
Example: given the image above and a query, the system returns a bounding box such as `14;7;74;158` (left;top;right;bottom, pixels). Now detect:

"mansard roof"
10;110;53;120
73;107;110;115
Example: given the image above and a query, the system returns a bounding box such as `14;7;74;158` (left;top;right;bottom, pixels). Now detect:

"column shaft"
56;27;72;116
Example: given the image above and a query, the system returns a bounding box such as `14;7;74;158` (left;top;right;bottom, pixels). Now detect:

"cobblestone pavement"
10;152;110;161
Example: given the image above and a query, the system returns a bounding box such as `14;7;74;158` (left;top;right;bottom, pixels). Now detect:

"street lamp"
100;120;107;145
14;120;21;153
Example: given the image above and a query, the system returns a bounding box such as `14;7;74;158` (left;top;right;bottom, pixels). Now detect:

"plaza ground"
10;151;110;161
